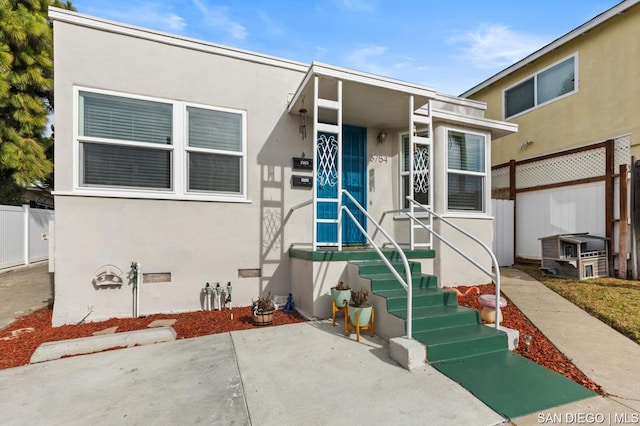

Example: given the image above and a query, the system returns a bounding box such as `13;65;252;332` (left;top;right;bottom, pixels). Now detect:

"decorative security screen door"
316;125;367;245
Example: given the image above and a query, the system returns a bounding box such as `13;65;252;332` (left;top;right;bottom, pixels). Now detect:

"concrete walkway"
0;321;506;426
0;262;52;329
501;267;640;424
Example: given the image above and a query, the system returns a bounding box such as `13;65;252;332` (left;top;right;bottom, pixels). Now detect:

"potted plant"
345;288;374;342
252;292;275;326
331;281;351;308
330;281;351;326
348;288;372;326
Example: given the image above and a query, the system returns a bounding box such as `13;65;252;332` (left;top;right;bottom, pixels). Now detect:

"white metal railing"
384;198;502;330
286;199;314;248
341;190;415;339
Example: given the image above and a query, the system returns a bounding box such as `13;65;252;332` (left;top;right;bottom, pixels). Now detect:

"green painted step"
413;324;507;362
374;287;457;310
392;305;481;332
289;247;436;262
365;274;438;291
433;350;596;418
353;260;423;276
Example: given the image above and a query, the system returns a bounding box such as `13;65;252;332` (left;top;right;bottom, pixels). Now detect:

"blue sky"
70;0;621;95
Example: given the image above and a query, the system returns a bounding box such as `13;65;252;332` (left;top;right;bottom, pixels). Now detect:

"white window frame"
71;87;248;203
503;53;578;120
445;127;488;216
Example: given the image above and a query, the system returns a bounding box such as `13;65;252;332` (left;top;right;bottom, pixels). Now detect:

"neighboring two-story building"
463;0;640;276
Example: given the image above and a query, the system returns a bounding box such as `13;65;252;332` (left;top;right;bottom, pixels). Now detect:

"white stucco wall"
431;124;495;286
52;18;315;325
51;11;508;325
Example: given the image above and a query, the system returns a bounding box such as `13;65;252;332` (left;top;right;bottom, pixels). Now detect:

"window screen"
82;143;171;189
538;56;575;105
80;92;172;145
187;106;244;194
188;152;241;193
505;78;534;118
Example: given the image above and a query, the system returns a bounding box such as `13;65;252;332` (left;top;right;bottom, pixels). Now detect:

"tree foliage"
0;0;74;197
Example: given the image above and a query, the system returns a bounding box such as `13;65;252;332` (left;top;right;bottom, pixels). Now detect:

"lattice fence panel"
492;166;510;189
614;134;631;169
516;148;606;189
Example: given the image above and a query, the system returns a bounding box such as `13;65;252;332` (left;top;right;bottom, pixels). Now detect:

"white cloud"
256;11;285;37
339;0;376;12
91;3;186;33
450;24;548;69
344;45;389;75
192;0;248;40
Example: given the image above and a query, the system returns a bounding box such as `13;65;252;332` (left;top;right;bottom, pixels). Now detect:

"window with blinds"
447;130;485;212
186;107;243;194
79;91;173;190
77;89;246;199
504;54;576;119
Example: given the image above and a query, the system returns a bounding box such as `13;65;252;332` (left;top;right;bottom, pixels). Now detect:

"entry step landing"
288;247;435;262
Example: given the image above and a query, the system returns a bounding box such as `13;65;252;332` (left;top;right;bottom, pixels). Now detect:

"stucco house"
49;8;516;327
462;0;639;276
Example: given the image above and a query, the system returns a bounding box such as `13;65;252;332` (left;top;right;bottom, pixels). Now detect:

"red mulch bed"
453;284;602;394
0;307;304;370
0;291;604;394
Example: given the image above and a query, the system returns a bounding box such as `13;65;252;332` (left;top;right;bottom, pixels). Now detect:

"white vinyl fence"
0;204;54;270
492;199;515;266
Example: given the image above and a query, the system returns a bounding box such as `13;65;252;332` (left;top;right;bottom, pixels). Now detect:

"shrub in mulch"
453;284;603;394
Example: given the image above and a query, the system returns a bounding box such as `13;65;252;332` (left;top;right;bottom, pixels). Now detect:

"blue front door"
317;125;367;245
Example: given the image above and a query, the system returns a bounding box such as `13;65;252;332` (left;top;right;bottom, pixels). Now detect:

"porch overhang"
432;109;518;139
288;62;437;129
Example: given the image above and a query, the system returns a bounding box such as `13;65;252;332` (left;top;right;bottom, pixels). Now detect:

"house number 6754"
369;155;387;163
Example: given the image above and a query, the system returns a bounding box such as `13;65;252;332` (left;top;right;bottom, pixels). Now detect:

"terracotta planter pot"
253;309;275;326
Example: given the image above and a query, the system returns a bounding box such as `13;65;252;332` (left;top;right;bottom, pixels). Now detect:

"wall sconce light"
519;139;534;150
377;130;387;144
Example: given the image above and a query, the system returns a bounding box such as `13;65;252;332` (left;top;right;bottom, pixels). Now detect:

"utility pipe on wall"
215;283;222;311
131;261;141;318
203;283;212;310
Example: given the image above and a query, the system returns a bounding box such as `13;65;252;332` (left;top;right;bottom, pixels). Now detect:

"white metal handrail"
341;190;415;339
384;198;502;330
289;198;313;213
286;199;314;248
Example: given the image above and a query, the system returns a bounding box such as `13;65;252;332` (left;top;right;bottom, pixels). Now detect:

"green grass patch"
515;264;640;343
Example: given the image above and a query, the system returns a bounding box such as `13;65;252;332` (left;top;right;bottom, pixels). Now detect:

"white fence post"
23;205;30;266
492;199;515;266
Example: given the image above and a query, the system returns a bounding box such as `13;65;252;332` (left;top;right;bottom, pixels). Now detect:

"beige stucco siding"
471;4;640;165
